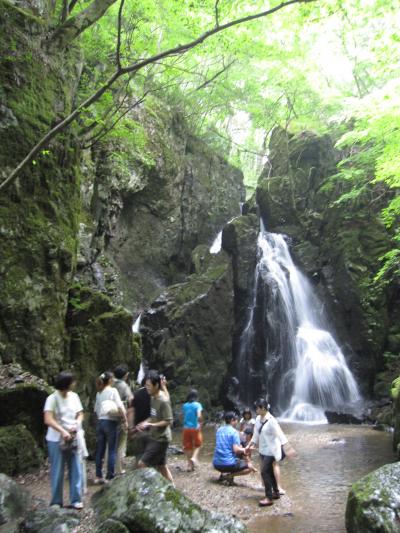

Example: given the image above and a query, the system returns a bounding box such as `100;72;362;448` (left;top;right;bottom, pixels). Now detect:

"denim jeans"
96;419;119;479
47;440;82;506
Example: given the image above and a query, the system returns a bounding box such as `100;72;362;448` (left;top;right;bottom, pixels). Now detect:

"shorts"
128;431;148;457
213;458;248;473
140;438;169;467
182;428;203;450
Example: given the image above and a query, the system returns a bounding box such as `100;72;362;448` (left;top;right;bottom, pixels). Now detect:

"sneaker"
93;478;105;485
72;502;84;510
49;504;61;509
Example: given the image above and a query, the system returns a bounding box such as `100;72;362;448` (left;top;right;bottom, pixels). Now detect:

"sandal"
259;498;273;507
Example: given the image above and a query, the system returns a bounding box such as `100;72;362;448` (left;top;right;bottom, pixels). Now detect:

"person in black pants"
245;398;289;507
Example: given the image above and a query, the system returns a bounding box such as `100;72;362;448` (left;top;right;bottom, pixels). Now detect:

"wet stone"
346;462;400;533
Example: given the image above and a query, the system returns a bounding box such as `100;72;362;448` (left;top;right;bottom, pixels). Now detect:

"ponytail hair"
96;371;114;391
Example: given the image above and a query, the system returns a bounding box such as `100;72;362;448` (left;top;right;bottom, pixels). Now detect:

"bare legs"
273;462;285;494
185;446;201;471
157;465;174;485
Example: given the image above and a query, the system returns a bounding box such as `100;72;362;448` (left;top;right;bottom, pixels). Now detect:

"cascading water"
132;314;146;384
238;228;361;423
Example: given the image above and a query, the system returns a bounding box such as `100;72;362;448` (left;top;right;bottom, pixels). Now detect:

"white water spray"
240;230;361;424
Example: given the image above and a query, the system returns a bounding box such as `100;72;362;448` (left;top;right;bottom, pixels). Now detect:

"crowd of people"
43;367;294;510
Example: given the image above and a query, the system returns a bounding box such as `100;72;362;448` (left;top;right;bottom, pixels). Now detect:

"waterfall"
209;215;241;255
238;229;361;423
210;231;222;254
132;313;141;333
132;314;145;384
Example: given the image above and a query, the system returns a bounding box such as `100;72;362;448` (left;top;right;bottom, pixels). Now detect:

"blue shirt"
183;401;203;429
213;425;240;467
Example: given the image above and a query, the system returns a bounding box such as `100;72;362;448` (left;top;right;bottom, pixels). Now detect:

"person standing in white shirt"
246;398;289;507
94;371;127;483
43;371;84;509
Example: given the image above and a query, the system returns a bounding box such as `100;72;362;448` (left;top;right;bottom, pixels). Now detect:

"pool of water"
175;423;396;532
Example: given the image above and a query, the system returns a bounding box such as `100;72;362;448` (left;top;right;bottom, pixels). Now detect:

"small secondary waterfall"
132;314;146;384
132;313;142;333
238;229;361;423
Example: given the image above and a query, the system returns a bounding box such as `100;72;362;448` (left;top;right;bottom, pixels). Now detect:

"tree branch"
1;0;317;192
194;59;236;92
51;0;119;48
215;0;220;27
116;0;125;70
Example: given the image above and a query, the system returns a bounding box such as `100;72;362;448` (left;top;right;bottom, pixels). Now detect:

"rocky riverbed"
16;424;396;533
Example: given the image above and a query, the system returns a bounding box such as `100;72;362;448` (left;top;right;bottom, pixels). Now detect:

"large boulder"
0;473;32;532
345;462;400;532
0;425;42;476
0;364;51;444
0;473;81;532
141;249;234;412
21;504;81;533
92;468;246;532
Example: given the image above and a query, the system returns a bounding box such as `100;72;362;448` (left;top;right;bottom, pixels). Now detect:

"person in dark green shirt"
136;370;174;484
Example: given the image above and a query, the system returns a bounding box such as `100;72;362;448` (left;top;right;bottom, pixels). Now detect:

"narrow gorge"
0;0;399;532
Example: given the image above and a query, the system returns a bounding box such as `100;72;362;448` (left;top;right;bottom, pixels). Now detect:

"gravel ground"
17;451;291;532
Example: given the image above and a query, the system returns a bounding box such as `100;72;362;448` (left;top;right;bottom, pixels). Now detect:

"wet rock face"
345;462;400;533
256;127;393;395
141;250;234;412
93;468;246;533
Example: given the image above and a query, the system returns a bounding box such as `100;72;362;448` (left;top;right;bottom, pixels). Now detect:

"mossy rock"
22;503;81;532
0;425;43;476
391;376;400;401
92;468;246;532
0;0;81;379
0;473;32;532
345;462;400;533
0;364;51;445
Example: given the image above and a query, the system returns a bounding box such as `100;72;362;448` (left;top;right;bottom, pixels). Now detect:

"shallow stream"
175;423;396;532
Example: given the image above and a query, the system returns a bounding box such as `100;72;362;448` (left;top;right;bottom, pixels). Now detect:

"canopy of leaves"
61;0;400;280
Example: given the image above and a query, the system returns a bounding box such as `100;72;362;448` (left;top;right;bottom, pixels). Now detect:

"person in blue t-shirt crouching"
212;411;257;484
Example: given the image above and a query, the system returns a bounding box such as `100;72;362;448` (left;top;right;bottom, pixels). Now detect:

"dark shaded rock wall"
256;127;395;395
141;248;234;413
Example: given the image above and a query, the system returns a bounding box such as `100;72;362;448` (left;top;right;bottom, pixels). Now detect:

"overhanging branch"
0;0;317;192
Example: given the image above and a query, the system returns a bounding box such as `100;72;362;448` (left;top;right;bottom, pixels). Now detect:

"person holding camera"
43;371;84;509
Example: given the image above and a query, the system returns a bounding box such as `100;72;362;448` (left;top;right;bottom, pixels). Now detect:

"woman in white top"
246;398;288;507
94;371;127;483
43;371;84;509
